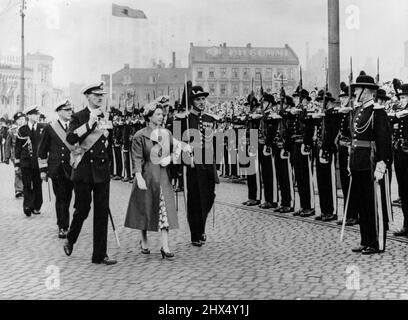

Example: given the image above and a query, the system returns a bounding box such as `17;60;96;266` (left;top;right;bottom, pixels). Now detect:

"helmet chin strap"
357;88;365;105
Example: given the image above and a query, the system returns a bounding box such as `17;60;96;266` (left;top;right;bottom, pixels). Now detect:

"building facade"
102;63;190;109
0;52;63;118
189;43;300;103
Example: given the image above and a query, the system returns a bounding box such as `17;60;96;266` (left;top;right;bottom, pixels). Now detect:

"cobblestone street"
1;163;408;300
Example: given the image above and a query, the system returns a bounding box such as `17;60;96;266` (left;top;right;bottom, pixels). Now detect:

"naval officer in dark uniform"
15;105;45;217
176;84;219;247
63;83;117;265
37;99;75;238
348;72;392;255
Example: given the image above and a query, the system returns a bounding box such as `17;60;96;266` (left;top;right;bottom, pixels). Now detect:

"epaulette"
373;103;385;110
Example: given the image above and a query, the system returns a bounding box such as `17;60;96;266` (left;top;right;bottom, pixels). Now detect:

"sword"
375;180;384;251
212;202;215;230
108;208;120;248
340;175;353;242
47;179;51;202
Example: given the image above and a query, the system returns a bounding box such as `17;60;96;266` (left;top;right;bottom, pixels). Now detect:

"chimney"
172;52;176;69
246;43;251;48
124;63;129;69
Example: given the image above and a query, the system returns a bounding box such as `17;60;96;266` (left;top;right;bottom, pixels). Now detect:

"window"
288;68;294;80
209;84;216;95
41;67;48;83
123;75;132;85
232;84;239;95
16;95;20;106
197;70;203;79
232;68;239;79
220;84;227;95
243;68;250;79
209;69;215;78
255;68;261;78
220;68;227;78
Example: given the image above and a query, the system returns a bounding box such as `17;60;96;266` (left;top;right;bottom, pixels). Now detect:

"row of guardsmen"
214;71;408;254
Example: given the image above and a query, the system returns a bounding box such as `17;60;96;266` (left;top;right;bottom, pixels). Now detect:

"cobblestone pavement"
1;163;408;300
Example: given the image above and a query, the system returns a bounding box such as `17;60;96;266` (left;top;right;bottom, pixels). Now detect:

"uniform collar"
361;99;374;109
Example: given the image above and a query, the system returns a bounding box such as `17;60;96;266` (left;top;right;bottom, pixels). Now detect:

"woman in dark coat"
124;102;183;259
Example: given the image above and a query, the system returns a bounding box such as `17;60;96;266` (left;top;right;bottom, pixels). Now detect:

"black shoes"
160;248;175;260
259;202;278;209
351;245;366;253
300;209;315;217
293;209;303;216
24;208;31;217
316;214;337;222
276;206;293;213
122;177;130;182
191;241;202;247
112;175;122;181
246;200;261;206
32;209;41;215
139;240;150;254
63;240;73;256
392;198;402;206
393;228;408;237
362;247;380;255
200;234;207;244
15;192;23;198
58;229;68;239
242;200;250;206
92;256;117;265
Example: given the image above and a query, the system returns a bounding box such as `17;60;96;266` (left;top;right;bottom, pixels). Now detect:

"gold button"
90;160;93;163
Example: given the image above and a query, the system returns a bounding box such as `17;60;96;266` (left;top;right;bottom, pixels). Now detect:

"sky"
1;0;408;88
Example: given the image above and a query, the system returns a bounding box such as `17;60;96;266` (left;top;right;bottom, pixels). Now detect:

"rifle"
376;57;380;85
323;57;329;111
132;89;136;117
280;73;285;113
299;65;303;92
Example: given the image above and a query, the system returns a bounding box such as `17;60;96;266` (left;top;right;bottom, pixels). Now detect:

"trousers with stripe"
338;145;358;220
316;149;337;216
259;144;279;204
246;146;262;201
293;142;314;210
273;146;295;208
394;151;408;229
349;169;390;250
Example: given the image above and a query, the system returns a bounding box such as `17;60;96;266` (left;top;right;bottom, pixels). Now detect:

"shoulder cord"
16;131;33;154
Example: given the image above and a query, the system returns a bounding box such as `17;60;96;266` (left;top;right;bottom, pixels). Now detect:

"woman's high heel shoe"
139;240;150;254
160;248;174;259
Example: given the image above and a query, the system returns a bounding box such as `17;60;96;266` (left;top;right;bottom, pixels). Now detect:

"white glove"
40;172;48;181
319;149;329;164
263;145;272;156
396;110;408;118
280;149;289;159
338;106;352;114
374;161;386;181
136;176;147;190
301;144;310;155
159;155;171;167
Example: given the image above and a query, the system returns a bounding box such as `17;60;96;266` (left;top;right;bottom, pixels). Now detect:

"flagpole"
109;5;113;105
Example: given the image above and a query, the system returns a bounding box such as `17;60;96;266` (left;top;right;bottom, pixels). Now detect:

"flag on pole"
112;3;147;19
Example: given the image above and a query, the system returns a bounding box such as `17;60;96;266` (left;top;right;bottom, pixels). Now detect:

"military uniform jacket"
37;121;73;179
264;111;283;148
281;108;305;150
15;123;46;169
175;110;219;183
122;112;134;151
349;100;392;171
66;107;110;184
320;108;340;159
388;108;408;152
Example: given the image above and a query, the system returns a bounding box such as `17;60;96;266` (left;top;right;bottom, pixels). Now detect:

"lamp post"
19;0;26;112
328;0;340;98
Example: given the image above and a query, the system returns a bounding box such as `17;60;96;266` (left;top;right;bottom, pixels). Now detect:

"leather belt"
294;138;303;143
351;139;375;148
